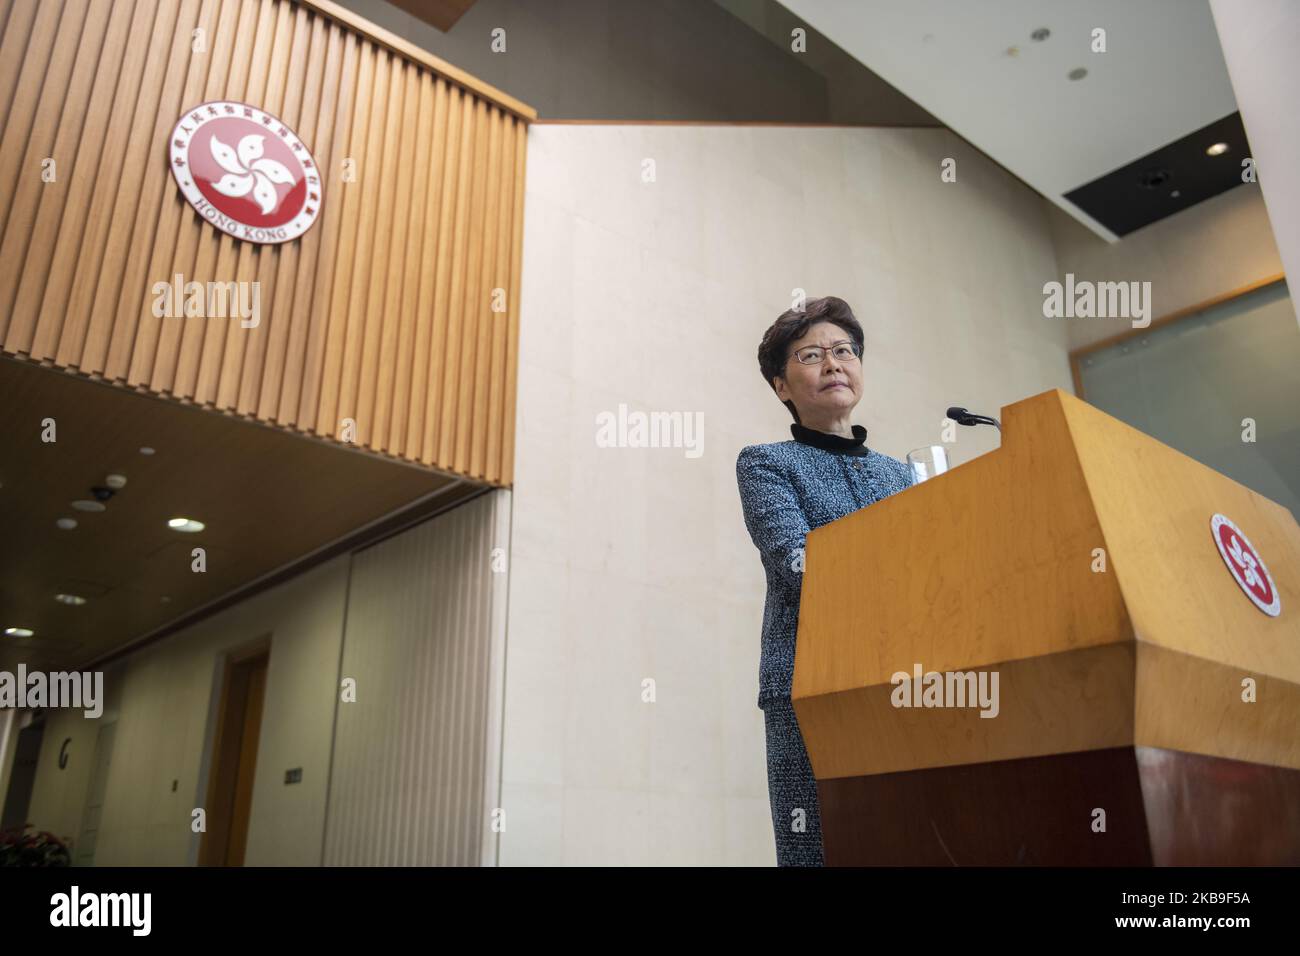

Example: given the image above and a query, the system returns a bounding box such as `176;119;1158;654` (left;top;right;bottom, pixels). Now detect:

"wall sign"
168;101;321;245
1210;514;1281;617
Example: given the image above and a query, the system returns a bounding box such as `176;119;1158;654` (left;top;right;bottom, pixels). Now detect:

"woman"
735;296;913;866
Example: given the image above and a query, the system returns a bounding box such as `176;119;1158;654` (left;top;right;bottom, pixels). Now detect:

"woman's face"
773;321;862;422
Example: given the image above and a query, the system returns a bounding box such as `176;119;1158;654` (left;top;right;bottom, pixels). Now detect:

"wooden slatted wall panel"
0;0;530;486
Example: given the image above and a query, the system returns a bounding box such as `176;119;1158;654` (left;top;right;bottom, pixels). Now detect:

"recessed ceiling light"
56;517;77;530
1171;189;1182;198
55;593;87;606
72;499;106;512
168;517;205;533
4;627;34;638
1068;67;1087;81
1205;142;1229;156
106;474;127;490
140;446;155;456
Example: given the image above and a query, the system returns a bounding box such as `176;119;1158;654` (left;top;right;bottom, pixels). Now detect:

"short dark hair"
756;296;865;423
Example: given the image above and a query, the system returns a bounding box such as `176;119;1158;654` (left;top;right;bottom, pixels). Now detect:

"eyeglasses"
787;341;861;366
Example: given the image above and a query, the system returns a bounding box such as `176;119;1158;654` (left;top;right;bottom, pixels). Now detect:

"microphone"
946;406;1002;432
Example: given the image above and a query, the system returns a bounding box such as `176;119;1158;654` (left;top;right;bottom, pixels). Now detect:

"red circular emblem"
168;101;321;244
1210;514;1280;617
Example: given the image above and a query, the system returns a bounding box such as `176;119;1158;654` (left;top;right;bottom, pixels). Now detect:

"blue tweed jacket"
736;424;914;708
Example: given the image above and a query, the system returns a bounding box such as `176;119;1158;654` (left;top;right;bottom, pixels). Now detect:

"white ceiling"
777;0;1238;240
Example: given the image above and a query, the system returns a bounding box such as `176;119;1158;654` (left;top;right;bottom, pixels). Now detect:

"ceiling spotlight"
1031;27;1050;41
168;517;205;533
56;517;77;530
1205;142;1229;156
140;447;156;456
55;593;87;606
1171;190;1182;198
4;627;34;638
72;499;106;512
1068;67;1087;81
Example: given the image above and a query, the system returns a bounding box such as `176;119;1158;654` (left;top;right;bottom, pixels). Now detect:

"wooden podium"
795;389;1300;865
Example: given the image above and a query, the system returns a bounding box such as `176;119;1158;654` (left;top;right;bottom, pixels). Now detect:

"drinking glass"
906;445;949;484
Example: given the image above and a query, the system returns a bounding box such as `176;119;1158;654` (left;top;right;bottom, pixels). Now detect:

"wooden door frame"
198;635;272;866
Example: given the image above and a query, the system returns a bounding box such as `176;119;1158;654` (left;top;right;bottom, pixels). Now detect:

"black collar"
790;422;870;456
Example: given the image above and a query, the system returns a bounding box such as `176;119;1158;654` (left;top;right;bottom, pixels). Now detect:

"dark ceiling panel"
386;0;477;33
1063;112;1253;237
0;358;477;673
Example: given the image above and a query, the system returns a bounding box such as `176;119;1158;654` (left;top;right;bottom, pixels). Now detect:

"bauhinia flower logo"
209;134;293;215
169;101;322;245
1210;514;1280;617
1226;534;1262;591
